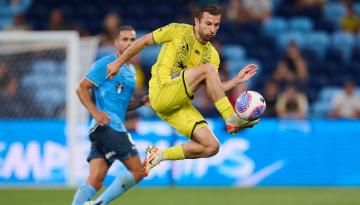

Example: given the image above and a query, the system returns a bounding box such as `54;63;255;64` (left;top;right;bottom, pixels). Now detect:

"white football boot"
225;113;260;134
142;145;163;177
83;200;102;205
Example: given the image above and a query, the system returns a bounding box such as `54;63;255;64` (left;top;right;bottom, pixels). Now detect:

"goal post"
0;31;96;186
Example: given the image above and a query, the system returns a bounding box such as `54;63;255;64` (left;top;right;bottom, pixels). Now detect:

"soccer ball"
235;90;266;121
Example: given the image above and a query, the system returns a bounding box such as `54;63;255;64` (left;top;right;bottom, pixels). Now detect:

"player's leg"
87;158;110;189
184;63;224;102
144;103;219;176
73;126;111;205
158;125;220;158
181;125;219;158
94;155;142;205
184;64;242;133
89;129;141;205
144;127;220;176
72;158;109;205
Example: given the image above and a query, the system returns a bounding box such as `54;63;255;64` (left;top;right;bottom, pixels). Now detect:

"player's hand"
94;111;111;126
106;61;122;80
236;64;258;84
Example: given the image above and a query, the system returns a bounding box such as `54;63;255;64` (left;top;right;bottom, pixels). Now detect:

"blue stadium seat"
320;86;341;103
305;32;329;60
311;86;341;118
354;34;360;49
272;0;281;12
324;2;346;28
227;58;262;88
263;18;287;37
331;32;354;63
141;45;161;66
354;3;360;16
136;30;150;38
222;45;246;61
96;46;115;60
289;17;314;33
277;32;306;50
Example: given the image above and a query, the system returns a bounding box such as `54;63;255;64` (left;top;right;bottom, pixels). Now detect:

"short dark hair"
113;25;135;39
195;4;222;20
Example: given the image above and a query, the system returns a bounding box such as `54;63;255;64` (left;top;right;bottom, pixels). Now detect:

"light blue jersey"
85;54;136;133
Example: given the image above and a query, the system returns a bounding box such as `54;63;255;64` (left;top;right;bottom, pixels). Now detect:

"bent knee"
129;169;144;182
87;178;103;190
204;142;220;157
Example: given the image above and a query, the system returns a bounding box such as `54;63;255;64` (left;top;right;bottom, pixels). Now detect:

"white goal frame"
0;31;81;186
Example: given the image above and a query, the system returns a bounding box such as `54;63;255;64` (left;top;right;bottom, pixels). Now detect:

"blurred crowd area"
1;0;360;120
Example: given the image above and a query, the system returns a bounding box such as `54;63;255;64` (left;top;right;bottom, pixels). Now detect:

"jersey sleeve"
85;58;108;87
152;23;179;44
211;47;220;71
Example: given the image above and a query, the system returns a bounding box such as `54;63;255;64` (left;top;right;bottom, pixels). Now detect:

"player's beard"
205;34;215;41
200;30;215;42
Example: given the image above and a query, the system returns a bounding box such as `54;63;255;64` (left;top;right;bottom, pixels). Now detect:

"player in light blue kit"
72;26;147;205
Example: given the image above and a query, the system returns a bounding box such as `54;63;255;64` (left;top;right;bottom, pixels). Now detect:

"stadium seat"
277;31;306;50
31;60;58;75
354;3;360;16
320;86;341;103
263;18;287;37
227;58;262;88
222;45;246;61
354;34;360;49
311;86;341;118
305;32;329;60
136;30;150;38
324;2;346;28
96;46;115;60
272;0;281;12
141;45;161;66
331;32;354;63
289;17;314;33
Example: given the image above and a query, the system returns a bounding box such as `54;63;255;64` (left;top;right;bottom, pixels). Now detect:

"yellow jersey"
149;23;220;88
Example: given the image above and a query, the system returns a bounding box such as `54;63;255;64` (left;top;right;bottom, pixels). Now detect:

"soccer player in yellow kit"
107;4;259;176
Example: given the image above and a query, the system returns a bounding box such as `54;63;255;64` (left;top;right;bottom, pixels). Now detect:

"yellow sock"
163;145;185;160
214;96;235;120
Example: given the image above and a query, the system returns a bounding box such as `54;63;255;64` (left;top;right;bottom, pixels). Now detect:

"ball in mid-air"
235;91;266;121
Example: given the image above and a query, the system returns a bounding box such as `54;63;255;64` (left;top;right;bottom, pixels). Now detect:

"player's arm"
127;95;149;111
222;64;258;92
107;34;155;79
107;23;177;79
76;79;110;126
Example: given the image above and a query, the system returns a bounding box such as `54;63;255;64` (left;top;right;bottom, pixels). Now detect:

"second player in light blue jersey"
85;53;136;133
72;26;147;205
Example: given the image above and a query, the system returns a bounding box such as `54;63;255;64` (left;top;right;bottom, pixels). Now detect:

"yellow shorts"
149;70;207;138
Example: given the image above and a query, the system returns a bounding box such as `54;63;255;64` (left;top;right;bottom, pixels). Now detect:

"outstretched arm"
107;33;155;79
222;64;258;92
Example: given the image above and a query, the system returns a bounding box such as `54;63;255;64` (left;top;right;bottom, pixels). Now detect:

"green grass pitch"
0;187;359;205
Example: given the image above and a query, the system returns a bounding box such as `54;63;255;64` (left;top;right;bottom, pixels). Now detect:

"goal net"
0;31;98;186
